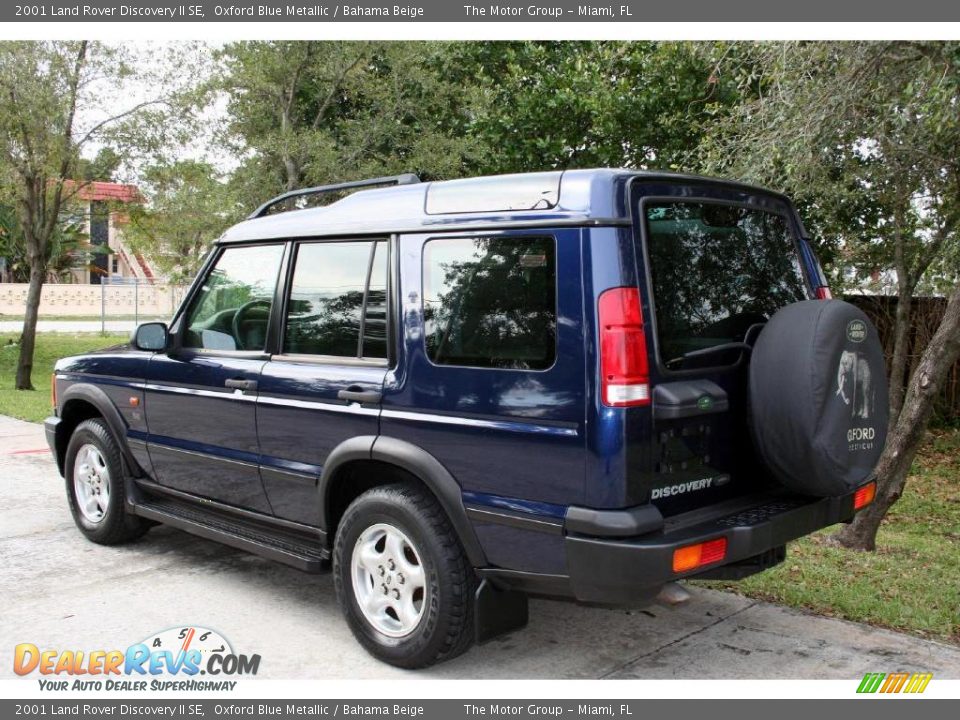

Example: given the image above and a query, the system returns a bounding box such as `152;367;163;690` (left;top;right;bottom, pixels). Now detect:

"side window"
423;236;556;370
283;240;389;359
183;244;285;352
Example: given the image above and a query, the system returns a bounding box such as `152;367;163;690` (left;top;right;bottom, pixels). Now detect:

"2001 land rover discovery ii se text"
46;169;889;668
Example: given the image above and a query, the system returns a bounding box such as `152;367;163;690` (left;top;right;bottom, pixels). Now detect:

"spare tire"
749;299;888;497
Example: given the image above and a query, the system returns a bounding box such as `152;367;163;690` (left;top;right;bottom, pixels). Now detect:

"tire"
64;418;149;545
749;299;889;497
333;483;476;668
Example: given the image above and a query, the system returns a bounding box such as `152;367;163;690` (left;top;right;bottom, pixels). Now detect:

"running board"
132;496;329;572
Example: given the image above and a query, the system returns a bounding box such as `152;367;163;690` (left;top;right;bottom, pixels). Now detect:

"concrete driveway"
2;415;958;679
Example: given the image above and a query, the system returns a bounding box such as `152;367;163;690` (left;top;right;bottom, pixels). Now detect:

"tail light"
815;286;833;300
672;537;728;573
50;373;57;410
854;481;876;510
598;287;650;407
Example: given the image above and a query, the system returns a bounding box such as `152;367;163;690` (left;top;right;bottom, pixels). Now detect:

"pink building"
61;180;159;285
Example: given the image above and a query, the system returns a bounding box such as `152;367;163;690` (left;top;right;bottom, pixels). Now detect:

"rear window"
644;201;807;370
423;236;556;370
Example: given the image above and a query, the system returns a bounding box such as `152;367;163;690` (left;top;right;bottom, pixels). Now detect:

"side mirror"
132;322;169;352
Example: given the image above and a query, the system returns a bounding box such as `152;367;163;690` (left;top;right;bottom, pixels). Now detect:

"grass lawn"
0;333;127;422
696;427;960;645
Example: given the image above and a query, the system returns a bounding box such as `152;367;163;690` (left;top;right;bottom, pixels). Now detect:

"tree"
0;41;183;389
124;161;240;285
77;148;122;183
0;205;101;284
217;42;482;210
450;41;739;175
699;41;960;549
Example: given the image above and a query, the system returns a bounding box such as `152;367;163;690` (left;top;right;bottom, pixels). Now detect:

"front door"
257;238;389;525
144;242;286;513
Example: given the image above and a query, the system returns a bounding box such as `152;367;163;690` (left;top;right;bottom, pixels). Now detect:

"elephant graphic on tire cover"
836;350;874;420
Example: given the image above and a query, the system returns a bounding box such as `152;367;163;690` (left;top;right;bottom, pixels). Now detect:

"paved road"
2;415;958;679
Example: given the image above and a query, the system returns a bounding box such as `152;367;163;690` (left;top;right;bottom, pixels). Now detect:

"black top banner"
6;0;960;22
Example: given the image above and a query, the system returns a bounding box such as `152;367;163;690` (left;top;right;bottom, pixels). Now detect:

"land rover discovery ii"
46;169;888;667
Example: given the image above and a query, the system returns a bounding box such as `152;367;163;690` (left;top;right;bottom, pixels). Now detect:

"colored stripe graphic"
883;673;909;693
857;673;885;693
906;673;933;694
857;672;932;694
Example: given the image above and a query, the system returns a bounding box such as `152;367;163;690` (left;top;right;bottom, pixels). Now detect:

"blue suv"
46;170;888;667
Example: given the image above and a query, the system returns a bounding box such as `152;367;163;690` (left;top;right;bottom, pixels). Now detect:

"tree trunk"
835;283;960;550
15;258;46;391
886;209;912;426
887;280;913;425
283;156;300;192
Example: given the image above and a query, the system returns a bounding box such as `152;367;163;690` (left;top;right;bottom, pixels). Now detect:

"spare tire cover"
749;299;888;497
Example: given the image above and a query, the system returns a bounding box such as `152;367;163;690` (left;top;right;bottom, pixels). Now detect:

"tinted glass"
645;201;807;369
283;241;388;358
183;244;284;352
423;236;556;370
362;241;388;359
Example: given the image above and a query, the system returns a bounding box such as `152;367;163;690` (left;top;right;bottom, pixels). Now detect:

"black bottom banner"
2;699;956;720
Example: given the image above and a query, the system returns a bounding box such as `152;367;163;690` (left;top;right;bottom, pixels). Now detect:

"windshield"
644;200;808;370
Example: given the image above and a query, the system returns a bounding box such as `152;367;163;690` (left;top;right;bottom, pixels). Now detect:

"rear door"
256;238;389;526
632;182;813;515
379;230;585;572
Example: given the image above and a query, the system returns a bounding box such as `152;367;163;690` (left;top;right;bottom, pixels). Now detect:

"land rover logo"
697;396;713;411
847;319;867;343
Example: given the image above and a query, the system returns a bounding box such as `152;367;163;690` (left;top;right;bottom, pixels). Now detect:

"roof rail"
248;173;421;219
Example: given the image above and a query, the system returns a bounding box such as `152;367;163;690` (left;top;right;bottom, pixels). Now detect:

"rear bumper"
565;491;857;604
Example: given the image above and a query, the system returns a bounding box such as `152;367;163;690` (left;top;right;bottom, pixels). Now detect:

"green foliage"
77;148;122;183
217;41;484;211
0;41;202;389
696;42;960;295
0;204;101;283
212;40;745;213
451;41;735;174
124;160;239;284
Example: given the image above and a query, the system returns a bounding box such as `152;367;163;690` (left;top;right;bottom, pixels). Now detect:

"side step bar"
131;493;329;573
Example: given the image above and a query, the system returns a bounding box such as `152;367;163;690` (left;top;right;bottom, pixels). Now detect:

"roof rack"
248;173;421;219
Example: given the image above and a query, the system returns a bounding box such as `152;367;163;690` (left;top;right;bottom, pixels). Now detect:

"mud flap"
474;578;529;644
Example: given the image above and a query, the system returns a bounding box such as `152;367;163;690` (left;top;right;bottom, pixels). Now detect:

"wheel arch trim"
318;435;488;567
57;383;140;475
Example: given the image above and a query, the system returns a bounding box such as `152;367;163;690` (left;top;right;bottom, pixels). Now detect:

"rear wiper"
666;342;753;368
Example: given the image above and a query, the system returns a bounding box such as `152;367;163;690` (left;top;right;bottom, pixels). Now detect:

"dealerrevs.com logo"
14;626;260;691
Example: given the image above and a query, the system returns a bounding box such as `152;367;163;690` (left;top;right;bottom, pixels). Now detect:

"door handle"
337;388;382;404
225;378;258;392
